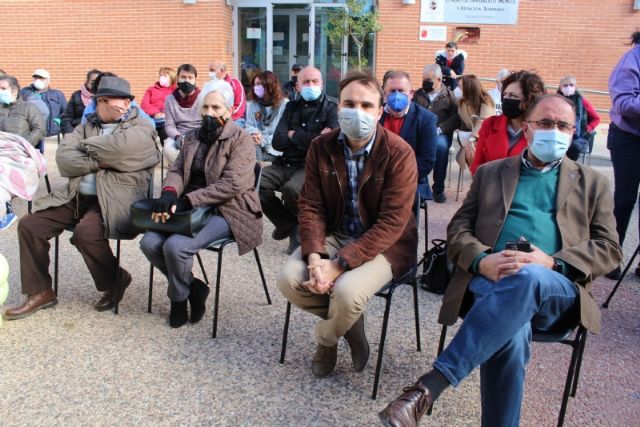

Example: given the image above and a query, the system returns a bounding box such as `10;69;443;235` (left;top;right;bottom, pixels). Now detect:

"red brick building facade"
1;0;638;116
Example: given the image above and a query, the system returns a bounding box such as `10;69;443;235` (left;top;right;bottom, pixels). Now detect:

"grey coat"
34;108;161;239
0;97;46;146
163;121;263;255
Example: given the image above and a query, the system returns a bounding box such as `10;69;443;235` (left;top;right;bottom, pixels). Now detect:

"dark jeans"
431;134;453;195
18;197;128;295
259;163;305;234
608;123;640;245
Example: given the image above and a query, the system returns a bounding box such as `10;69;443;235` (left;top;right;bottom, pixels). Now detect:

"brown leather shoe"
378;380;433;427
4;289;58;320
311;344;338;378
94;270;132;312
344;314;369;372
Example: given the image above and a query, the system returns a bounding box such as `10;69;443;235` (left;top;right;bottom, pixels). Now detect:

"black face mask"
501;98;524;119
198;115;225;144
178;81;196;94
422;80;434;93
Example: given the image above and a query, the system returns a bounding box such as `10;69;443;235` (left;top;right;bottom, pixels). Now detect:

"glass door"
310;4;348;98
235;5;272;91
273;9;310;88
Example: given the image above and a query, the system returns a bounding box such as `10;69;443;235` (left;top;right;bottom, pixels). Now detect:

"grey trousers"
139;215;231;301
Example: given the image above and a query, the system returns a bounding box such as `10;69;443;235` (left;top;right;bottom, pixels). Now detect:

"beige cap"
32;68;50;79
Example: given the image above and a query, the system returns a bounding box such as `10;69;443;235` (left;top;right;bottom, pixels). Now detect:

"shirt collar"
338;131;376;157
521;149;563;173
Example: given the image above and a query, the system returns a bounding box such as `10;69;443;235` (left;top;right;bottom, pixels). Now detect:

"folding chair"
603;242;640;309
147;163;271;338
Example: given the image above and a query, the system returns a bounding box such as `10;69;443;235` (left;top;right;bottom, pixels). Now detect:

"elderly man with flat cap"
5;76;161;319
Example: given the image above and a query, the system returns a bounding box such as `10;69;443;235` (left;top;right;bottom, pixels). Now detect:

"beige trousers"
276;235;393;346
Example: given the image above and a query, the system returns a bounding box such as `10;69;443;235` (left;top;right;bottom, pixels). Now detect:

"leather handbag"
419;239;455;295
130;198;216;237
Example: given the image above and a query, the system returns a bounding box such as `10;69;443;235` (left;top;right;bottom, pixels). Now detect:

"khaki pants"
276;235;393;346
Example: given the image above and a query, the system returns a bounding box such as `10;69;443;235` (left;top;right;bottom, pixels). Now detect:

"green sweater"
494;165;561;254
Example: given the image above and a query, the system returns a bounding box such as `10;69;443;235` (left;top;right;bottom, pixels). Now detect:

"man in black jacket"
259;66;339;254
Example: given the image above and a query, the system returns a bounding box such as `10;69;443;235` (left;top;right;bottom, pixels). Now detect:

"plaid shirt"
338;131;376;237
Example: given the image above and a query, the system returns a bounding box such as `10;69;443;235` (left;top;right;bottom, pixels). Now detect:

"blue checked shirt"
338;131;376;237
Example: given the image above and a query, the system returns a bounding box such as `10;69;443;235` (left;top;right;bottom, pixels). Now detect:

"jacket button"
496;219;503;226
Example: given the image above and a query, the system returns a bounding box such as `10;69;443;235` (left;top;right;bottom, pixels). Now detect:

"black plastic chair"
279;194;422;400
435;320;588;427
147;163;271;338
53;169;155;314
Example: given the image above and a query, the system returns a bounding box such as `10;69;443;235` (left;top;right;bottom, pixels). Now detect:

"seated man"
379;94;622;427
413;64;460;203
4;76;161;319
259;66;339;255
208;59;246;126
380;70;437;202
19;68;67;137
277;72;418;378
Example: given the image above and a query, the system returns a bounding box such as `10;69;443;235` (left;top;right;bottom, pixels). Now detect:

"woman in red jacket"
141;67;177;144
470;70;546;175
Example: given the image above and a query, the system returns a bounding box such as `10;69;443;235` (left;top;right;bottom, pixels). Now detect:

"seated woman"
141;67;177;145
61;69;101;136
470;70;546;175
139;82;263;328
456;74;496;168
245;70;288;162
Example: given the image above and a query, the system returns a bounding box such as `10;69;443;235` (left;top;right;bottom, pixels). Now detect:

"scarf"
80;84;93;106
173;87;201;108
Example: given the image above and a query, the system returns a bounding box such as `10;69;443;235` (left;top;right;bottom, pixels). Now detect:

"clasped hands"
150;190;191;223
302;253;346;295
478;244;555;282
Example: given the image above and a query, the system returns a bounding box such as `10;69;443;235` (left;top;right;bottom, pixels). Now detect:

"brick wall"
376;0;639;117
0;0;233;101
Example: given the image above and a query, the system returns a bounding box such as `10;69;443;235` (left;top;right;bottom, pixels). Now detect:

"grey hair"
0;75;20;93
197;79;235;111
559;75;577;86
496;68;510;82
422;64;442;79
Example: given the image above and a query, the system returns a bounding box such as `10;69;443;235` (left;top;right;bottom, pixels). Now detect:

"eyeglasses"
527;119;575;133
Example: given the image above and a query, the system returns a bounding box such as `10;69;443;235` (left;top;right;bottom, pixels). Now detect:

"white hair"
422;64;442;79
197;79;235;111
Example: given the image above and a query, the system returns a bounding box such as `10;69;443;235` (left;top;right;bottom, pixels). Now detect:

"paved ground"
0;133;638;426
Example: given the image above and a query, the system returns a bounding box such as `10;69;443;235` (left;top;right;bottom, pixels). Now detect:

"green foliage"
327;0;382;71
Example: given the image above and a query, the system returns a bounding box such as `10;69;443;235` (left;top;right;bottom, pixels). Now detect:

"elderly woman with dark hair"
470;70;546;175
139;81;263;328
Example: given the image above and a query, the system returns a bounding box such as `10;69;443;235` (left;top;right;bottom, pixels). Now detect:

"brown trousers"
18;196;125;295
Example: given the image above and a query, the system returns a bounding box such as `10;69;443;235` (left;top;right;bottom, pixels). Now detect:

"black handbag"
130;198;217;237
419;239;455;295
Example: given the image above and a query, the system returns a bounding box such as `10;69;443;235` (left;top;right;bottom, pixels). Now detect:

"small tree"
327;0;382;72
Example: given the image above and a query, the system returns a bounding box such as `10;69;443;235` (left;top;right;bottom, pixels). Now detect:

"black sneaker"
605;266;622;280
433;192;447;203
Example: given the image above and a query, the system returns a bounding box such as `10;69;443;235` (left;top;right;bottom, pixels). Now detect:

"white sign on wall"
421;0;519;25
419;25;448;41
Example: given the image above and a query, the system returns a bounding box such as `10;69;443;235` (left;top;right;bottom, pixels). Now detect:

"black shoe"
169;300;189;328
271;227;291;241
433;192;447;203
286;227;300;255
605;266;622;280
188;278;210;324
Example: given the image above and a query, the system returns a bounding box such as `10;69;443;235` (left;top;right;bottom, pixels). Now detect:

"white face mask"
561;85;576;97
338;108;377;141
33;79;47;91
209;72;219;81
529;129;572;163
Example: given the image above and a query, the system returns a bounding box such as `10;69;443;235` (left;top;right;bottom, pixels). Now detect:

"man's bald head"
298;67;323;87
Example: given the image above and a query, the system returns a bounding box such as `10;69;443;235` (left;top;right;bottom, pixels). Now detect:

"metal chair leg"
28;200;32;214
570;328;587;397
455;168;464;201
412;281;421;352
253;248;271;304
211;246;225;338
44;174;52;194
54;235;59;296
603;243;640;308
197;253;209;284
147;265;154;313
114;239;121;315
372;294;393;400
437;325;448;356
280;301;292;364
557;335;583;427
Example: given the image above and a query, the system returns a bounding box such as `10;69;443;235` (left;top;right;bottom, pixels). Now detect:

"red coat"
140;82;176;117
470;114;528;175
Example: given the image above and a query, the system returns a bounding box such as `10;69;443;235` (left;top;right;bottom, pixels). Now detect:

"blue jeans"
608;123;640;245
434;264;579;427
431;134;452;195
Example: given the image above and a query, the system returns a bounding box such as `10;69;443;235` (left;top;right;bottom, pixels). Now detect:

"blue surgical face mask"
300;85;322;101
338;107;377;141
386;91;409;113
529;129;572;163
0;90;13;105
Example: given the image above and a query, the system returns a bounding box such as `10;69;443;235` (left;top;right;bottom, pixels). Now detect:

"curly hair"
501;70;546;112
248;70;286;107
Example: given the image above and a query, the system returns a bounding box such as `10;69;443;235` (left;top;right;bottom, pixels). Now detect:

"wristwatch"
336;255;350;271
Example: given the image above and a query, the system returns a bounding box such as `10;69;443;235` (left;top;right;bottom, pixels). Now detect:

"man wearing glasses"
379;94;621;427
